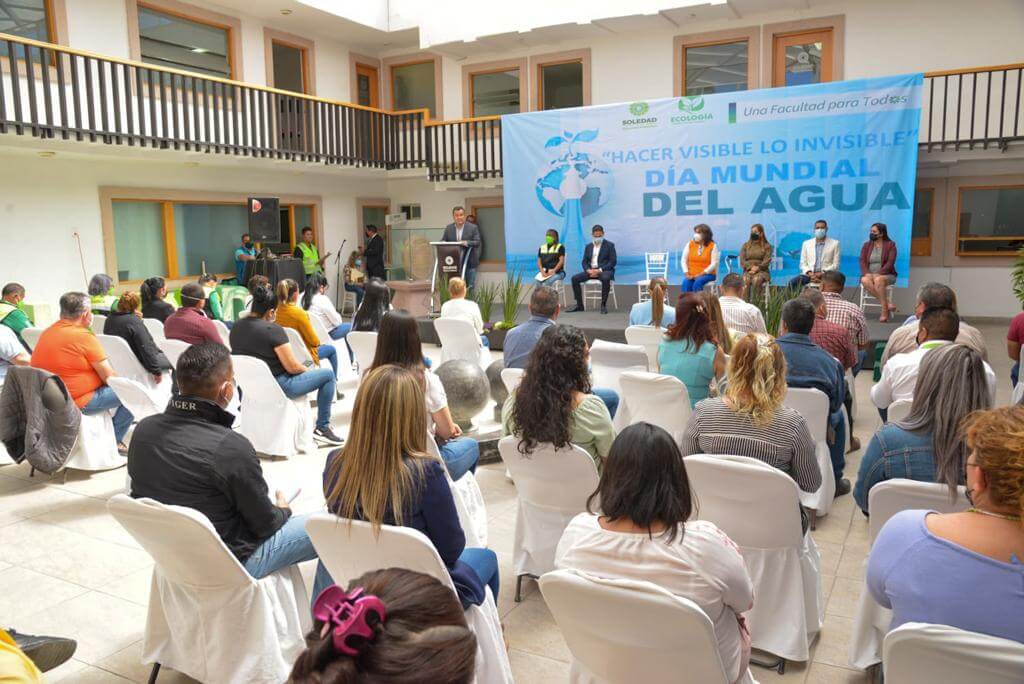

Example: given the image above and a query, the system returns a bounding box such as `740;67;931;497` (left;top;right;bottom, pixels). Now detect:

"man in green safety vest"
293;226;331;281
0;283;32;350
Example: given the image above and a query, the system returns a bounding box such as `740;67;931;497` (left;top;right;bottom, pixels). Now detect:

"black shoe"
7;630;77;673
313;426;344;446
834;478;851;497
600;305;608;315
566;304;585;313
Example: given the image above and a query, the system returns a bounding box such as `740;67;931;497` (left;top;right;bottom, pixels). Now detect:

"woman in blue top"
628;277;676;328
867;406;1024;643
323;364;498;608
658;293;725;407
854;344;992;513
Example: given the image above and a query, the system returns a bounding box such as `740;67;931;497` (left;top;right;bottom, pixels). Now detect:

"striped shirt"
822;291;867;347
681;398;822;494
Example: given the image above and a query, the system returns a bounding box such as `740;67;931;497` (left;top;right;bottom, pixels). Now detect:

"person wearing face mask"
127;342;334;606
569;225;617;315
234;233;258;285
738;224;772;298
681;224;720;293
859;222;898;322
363;224;387;281
535;228;566;285
789;219;840;289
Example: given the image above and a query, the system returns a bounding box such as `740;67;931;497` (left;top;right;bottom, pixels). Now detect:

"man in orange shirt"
31;292;133;448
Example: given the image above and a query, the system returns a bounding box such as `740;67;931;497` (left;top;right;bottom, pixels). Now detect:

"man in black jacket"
103;294;172;384
127;343;332;600
363;224;387;280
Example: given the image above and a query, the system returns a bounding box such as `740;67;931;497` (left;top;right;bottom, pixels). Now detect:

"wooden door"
772;29;833;87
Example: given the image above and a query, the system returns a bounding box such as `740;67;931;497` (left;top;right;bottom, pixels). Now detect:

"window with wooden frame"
391;59;437;116
772;28;834;88
467;197;505;265
0;0;68;65
911;188;935;257
468;67;521;117
356;63;380;108
682;38;750;96
131;0;239;80
956;185;1024;256
531;49;590;112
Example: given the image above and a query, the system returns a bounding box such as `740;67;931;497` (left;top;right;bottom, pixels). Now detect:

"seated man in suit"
789;219;840;289
441;206;482;289
568;225;617;315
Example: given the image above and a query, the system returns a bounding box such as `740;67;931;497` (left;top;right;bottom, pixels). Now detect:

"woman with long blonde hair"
702;290;734;355
628;277;676;329
323;365;499;607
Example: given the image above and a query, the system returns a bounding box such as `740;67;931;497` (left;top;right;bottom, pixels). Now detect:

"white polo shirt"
870;340;996;408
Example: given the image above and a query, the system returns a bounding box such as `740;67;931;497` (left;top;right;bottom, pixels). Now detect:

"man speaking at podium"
442;206;482;289
293;227;331;282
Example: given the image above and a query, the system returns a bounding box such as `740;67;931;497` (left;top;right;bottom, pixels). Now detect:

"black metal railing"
425;116;502;181
919;63;1023;151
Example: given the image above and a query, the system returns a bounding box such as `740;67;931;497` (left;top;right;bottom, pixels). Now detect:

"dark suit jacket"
442;222;482;269
580;240;617;277
364;234;386;280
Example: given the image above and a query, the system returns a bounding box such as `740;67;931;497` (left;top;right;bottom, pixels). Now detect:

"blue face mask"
355;259;362;267
814;228;827;239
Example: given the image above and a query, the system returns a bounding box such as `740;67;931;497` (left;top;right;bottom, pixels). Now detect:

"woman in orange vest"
681;223;720;292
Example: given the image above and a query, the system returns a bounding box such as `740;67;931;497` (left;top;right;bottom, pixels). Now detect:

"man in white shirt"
439;277;487;347
717;273;766;335
871;307;996;411
789;219;840;289
0;324;30;383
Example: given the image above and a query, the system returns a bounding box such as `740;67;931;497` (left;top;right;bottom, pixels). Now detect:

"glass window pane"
912;189;933;239
685;40;747;96
0;0;50;62
471;69;520;116
957;187;1024;254
113;201;167;281
272;42;304;93
174;203;246;276
392;61;436;117
783;41;823;86
540;61;583;110
474;206;505;263
138;7;231;78
357;73;372;106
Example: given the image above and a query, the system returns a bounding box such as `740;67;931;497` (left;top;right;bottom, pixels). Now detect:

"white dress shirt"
718;296;767;335
871;340;997;408
590;242;601;268
440;297;485;336
308;293;344;332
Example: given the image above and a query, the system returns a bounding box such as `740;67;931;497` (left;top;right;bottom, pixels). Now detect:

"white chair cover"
283;326;334;376
782;387;836;516
107;495;310;684
424;431;488;548
20;326;43;352
65;411;125;472
589;339;648;396
97;334;172;402
309;316;359;385
1013;379;1024;406
108;377;166;423
156;338;190;368
231;355;314;458
883;622;1024;684
346;331;378;375
90;314;106;334
844;369;857;422
142;317;166;342
305;515;514;684
613;371;691;437
498;436;599;577
434;317;491;368
500;367;524;394
685;454;822;662
848;479;968;670
213;320;231;347
624;325;665;372
886;399;913;423
540;569;755;684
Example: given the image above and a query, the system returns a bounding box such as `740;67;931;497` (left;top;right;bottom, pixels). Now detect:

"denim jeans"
328;323;352;341
480;335;490;348
317;344;339;378
83;385;133;444
852;348;869;377
829;409;846;481
788;274;812;289
439;437;480;481
242;513;333;605
276;368;336;429
344;283;364;308
682;274;716;293
1012;361;1019;388
592;387;619;419
459;546;499;601
537;272;566;286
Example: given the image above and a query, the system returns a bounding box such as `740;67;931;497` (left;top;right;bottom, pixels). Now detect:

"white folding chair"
90;313;106;334
883;622;1024;684
156;338;190;368
500;367;524;394
845;368;857;422
340;288;358;317
589;339;648;396
282;327;333;375
142;317;165;342
886;399;913;423
64;411;125;474
107;377;166;423
96;335;172;402
540;570;753;684
346;331;378;375
549;279;567;306
231;355;314;458
434;317;491;368
636;251;670;303
624;325;666;372
498;436;598;602
305;515;514;684
583;278;618;311
782;386;837;519
849;479;968;671
685;454;822;665
613;371;691;438
859;284;894;315
424;431;488;548
108;495;310;684
212;319;231;347
19;326;43;352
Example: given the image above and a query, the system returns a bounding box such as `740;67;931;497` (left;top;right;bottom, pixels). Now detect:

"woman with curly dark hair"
500;324;614;463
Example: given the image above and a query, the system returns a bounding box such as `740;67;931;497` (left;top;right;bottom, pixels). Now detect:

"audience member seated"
503;286;559;370
801;288;857;370
164;283;222;346
230;284;343;446
556;423;754;684
302;273;350;342
87;273;118;312
867;406;1024;643
350;277;390;333
776;298;849;496
881;283;987;365
343;249;366;309
0;282;32;346
855;344;993;513
287;568;476;684
198;273;226;323
440;277;488;347
128;343;332;602
0;628;76;679
820;271;870;375
244;275;270;314
703;291;734;355
368;310;479;481
717;273;766;335
31;292;133;448
1006;308;1024;387
0;324;31;383
103;292;172;383
681;333;822;531
658;294;726;408
324;365;499;607
502;325;615;464
872;308;996;412
628;277;675;328
139;276;175;323
275;278;339;381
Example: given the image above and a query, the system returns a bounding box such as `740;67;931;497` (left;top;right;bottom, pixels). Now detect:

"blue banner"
501;74;923;287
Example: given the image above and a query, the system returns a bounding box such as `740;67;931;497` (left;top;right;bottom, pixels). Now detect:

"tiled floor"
0;324;1013;683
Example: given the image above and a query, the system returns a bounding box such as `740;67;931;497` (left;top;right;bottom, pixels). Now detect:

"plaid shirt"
822;291;868;347
810;315;857;370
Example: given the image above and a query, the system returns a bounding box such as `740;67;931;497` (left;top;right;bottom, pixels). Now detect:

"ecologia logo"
622;101;657;129
671;95;712;124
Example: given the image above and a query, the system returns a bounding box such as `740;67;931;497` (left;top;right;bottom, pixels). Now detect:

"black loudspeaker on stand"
248;197;280;242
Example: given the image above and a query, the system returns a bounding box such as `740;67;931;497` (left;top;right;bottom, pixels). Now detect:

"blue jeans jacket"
853;425;935;513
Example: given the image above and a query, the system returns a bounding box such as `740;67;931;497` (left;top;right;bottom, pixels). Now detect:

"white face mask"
593;237;603;245
814;228;827;239
693;233;702;243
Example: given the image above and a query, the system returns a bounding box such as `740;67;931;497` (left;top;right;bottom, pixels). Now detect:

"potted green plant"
1012;245;1024;306
470;281;498;327
751;284;792;337
488;273;527;349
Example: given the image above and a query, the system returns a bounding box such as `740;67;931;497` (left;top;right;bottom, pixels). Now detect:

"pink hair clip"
312;585;387;656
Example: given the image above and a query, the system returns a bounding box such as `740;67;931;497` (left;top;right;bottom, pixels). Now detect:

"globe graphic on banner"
535;151;613;218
